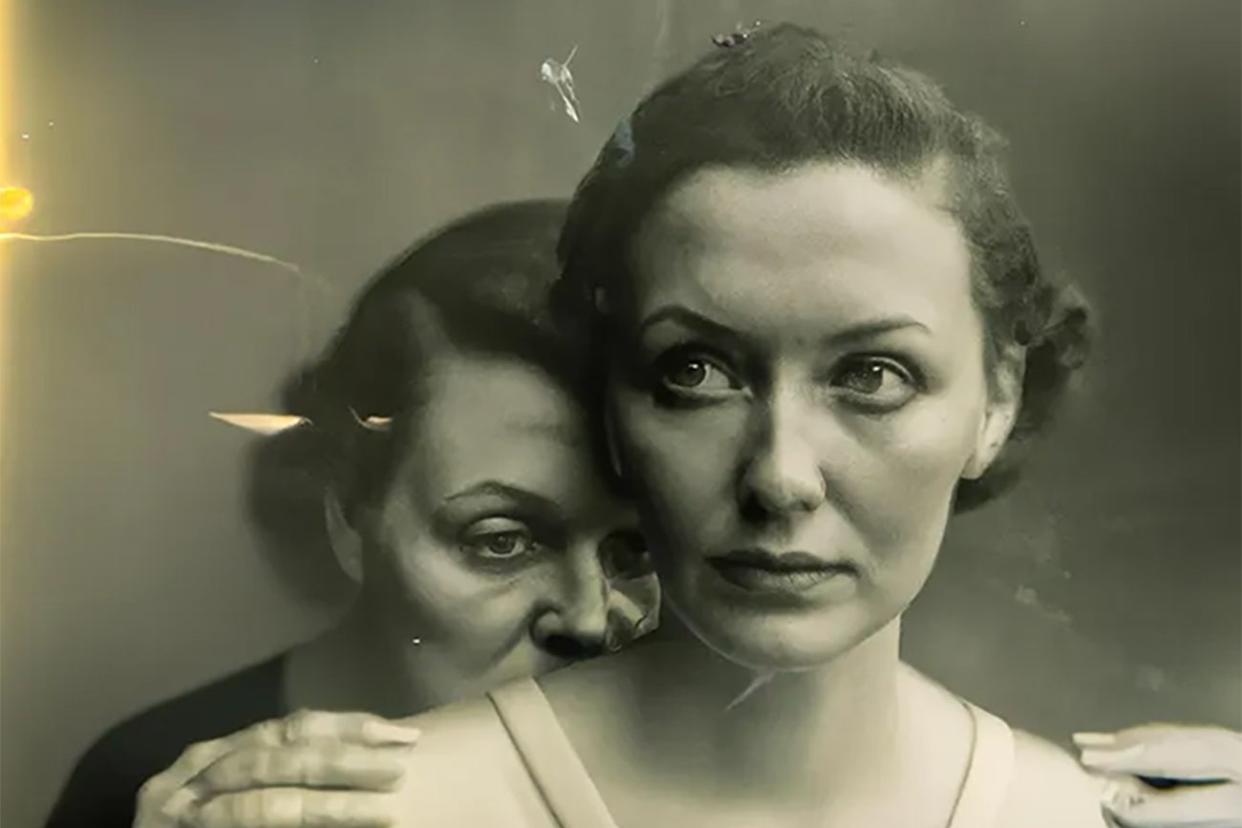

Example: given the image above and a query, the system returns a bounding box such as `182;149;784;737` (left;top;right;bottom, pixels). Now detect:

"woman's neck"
284;602;430;717
553;613;905;815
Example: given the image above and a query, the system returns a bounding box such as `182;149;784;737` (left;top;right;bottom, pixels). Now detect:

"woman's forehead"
386;352;619;521
408;353;592;463
629;162;974;332
644;162;959;255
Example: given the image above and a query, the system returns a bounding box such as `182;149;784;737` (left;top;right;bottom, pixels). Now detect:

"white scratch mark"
539;45;581;123
209;413;309;435
725;671;775;711
349;409;394;432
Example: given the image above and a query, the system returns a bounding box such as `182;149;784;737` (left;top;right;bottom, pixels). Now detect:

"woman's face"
357;351;657;705
608;161;1016;671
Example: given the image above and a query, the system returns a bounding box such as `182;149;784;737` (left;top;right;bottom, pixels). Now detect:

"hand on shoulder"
1075;723;1242;828
133;696;556;828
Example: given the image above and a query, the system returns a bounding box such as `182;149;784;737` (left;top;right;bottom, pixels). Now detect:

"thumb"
1100;774;1242;828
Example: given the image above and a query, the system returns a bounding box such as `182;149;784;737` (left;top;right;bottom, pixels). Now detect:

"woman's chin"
674;598;882;674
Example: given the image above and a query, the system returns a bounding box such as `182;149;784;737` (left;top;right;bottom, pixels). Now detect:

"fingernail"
362;720;422;744
1080;745;1145;767
1073;731;1117;747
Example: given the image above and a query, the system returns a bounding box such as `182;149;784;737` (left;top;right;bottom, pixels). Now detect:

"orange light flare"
1;0;14;538
0;184;32;223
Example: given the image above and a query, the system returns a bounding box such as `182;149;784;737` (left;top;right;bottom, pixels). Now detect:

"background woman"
44;200;660;828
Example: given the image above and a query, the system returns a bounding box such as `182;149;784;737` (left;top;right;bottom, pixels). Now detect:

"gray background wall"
3;1;1238;825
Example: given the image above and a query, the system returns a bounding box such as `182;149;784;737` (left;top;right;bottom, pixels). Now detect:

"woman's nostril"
541;633;605;660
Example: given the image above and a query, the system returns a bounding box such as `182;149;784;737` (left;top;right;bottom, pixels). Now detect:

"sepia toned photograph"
2;2;1239;826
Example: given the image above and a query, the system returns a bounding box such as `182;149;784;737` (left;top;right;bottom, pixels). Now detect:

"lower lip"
707;560;855;595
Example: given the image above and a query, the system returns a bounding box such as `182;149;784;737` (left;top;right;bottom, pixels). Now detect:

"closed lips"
707;549;855;573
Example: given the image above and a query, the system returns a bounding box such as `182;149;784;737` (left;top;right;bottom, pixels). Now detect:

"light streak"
208;413;310;435
0;231;306;277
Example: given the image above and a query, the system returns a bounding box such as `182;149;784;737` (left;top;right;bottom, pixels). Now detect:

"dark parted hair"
555;23;1092;510
247;199;591;595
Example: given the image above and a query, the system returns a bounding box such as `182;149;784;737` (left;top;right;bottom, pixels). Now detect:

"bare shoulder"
392;693;557;825
404;692;504;747
997;729;1108;828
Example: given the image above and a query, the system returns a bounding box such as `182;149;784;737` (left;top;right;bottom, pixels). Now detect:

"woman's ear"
963;351;1025;481
323;489;364;584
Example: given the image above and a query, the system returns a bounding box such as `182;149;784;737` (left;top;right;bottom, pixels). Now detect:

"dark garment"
44;654;289;828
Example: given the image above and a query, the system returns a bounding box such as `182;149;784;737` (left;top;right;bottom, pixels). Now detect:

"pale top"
390;676;1019;827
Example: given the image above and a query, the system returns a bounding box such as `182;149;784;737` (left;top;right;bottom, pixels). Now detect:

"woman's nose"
738;391;827;519
530;558;610;660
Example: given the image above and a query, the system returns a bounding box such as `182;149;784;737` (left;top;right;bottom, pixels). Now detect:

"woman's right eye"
460;519;541;561
654;349;740;397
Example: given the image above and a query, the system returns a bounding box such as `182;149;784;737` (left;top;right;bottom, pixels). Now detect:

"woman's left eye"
461;519;541;560
829;357;918;408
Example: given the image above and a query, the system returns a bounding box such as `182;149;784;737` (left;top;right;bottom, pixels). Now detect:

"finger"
188;744;407;795
134;779;198;828
136;736;242;817
1080;729;1242;781
1102;777;1242;827
273;710;422;748
1075;732;1122;748
1078;724;1239;752
148;710;417;792
192;789;395;828
159;785;200;819
139;710;418;806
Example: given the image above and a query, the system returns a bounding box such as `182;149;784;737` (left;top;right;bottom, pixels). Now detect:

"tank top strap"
487;678;620;828
946;701;1016;828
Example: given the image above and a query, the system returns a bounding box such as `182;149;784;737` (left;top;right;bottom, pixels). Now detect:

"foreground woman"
367;23;1104;827
45;200;660;828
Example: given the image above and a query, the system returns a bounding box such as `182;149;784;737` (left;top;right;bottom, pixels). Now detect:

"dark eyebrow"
638;304;929;347
444;481;562;515
434;481;567;541
637;305;745;345
821;317;931;347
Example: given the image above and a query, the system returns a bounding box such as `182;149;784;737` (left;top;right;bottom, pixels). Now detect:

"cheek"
368;502;535;645
837;396;984;564
612;389;745;543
